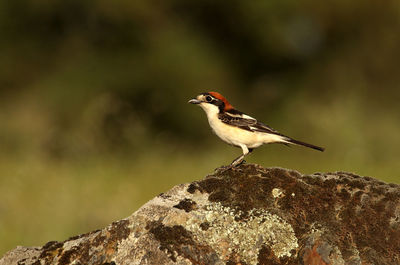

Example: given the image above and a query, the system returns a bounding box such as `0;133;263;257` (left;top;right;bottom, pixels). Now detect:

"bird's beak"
188;98;202;104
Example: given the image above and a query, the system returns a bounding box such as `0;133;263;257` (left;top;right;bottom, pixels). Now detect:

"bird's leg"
241;148;253;165
228;145;251;167
216;146;251;173
229;148;253;167
215;155;244;173
229;154;246;167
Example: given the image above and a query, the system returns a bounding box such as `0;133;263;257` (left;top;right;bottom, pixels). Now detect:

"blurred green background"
1;0;399;255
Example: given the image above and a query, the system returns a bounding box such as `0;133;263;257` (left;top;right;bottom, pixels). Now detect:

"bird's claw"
215;165;232;174
215;159;247;174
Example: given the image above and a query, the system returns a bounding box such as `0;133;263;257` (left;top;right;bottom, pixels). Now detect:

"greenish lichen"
185;202;298;264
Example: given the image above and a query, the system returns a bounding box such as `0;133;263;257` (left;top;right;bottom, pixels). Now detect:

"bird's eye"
205;96;212;102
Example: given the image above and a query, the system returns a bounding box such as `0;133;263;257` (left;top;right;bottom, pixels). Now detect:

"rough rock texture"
1;164;399;265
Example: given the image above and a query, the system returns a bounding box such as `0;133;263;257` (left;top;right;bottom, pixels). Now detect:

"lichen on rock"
184;202;298;264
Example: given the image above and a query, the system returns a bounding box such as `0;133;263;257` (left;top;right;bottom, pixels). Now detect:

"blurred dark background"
1;0;399;255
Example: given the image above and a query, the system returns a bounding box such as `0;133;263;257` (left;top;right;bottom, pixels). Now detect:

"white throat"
199;102;220;120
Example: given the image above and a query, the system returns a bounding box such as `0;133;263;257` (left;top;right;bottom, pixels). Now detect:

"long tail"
284;137;325;152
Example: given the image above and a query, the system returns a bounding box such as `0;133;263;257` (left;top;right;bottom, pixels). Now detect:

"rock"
1;164;399;265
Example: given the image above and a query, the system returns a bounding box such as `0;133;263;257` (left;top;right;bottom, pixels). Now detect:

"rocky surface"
1;164;399;265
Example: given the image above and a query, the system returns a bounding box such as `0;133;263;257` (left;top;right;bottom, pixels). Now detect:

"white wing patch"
242;114;256;120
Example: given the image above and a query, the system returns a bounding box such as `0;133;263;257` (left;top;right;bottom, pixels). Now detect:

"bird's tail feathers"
282;137;325;152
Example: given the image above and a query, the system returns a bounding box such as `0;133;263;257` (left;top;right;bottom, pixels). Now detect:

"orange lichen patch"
303;244;329;265
208;91;234;110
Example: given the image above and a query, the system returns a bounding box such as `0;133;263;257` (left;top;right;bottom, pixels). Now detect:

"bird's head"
188;92;234;114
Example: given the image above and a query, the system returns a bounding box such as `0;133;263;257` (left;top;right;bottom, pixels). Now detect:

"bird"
188;91;324;168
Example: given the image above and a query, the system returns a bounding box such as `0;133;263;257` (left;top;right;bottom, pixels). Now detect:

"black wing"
218;111;284;136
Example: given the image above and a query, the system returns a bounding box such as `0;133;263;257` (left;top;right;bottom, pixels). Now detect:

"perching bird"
189;92;324;168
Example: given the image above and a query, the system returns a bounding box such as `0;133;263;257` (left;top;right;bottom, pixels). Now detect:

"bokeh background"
1;0;399;255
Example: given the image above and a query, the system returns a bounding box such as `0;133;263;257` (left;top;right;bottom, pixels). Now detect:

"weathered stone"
1;164;399;265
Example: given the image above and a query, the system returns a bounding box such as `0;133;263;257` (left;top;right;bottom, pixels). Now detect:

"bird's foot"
215;165;231;174
215;159;246;174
